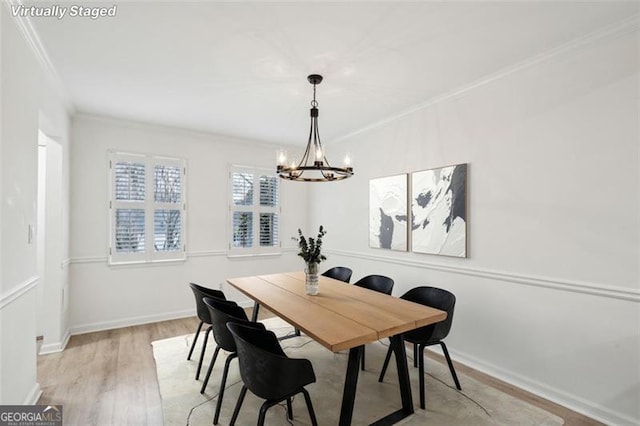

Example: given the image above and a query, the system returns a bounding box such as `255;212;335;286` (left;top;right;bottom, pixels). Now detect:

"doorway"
36;130;65;353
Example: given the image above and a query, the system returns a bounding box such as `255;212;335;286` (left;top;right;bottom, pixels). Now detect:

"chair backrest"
203;297;258;352
189;283;226;324
322;266;353;283
401;286;456;342
227;323;315;401
353;274;394;295
227;323;288;398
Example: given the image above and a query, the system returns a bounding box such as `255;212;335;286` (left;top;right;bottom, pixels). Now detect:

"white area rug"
152;318;564;425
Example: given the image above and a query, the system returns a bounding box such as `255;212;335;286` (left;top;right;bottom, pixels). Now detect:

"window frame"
108;151;187;265
228;165;281;257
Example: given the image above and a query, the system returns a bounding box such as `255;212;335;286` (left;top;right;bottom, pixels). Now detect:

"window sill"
226;252;283;259
108;257;187;267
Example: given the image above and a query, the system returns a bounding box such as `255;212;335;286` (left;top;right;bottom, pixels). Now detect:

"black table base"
339;334;414;426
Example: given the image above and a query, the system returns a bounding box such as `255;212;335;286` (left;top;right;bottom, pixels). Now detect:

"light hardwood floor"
38;313;602;426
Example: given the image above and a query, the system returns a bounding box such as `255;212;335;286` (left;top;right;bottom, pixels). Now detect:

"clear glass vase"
305;262;319;295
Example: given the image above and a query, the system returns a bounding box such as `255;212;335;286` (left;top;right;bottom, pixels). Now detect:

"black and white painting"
369;174;408;251
411;164;467;257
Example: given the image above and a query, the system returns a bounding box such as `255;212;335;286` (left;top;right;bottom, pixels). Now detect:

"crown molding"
329;14;640;146
73;112;291;150
5;0;75;114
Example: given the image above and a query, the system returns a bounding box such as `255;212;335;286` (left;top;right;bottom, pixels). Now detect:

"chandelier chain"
311;83;318;107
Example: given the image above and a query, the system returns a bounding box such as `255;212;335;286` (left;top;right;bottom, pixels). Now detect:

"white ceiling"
29;1;637;146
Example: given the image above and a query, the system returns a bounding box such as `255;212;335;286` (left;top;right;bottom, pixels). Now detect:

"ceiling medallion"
277;74;354;182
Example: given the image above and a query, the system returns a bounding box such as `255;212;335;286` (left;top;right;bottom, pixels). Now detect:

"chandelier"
277;74;354;182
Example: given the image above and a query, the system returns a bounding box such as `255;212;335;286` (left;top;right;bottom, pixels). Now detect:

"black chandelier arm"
299;126;313;168
277;164;354;182
280;165;352;173
279;173;352;182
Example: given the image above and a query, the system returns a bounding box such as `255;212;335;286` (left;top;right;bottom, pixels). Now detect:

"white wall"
1;4;41;405
310;21;639;425
1;3;4;403
0;5;71;404
69;115;309;333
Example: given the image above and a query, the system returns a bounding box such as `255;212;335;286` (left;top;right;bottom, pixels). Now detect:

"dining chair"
201;297;264;425
321;266;353;283
227;323;318;426
188;283;232;380
352;274;394;370
378;286;461;409
353;274;394;294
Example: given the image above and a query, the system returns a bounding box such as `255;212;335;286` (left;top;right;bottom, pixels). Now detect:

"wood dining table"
226;271;447;426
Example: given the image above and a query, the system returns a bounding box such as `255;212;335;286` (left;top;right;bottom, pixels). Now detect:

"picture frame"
411;163;467;257
369;174;409;251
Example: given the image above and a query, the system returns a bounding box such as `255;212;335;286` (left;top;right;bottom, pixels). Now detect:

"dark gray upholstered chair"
227;323;318;426
352;274;394;370
188;283;230;380
353;274;394;294
321;266;353;283
378;286;461;409
201;297;264;425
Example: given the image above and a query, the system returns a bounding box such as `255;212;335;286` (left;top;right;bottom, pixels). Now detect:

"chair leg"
286;397;293;420
440;342;462;390
378;344;393;382
361;346;366;371
187;321;203;360
257;401;272;426
195;326;211;380
301;388;318;426
418;344;426;409
229;385;248;426
200;345;221;394
213;353;237;425
414;342;418;368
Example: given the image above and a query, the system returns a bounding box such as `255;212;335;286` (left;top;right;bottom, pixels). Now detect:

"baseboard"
23;382;42;405
446;347;638;426
70;309;195;336
38;330;71;355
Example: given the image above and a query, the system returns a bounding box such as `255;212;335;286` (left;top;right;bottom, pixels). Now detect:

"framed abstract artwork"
369;174;408;251
411;163;467;257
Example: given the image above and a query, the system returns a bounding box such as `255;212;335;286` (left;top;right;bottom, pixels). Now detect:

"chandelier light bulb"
343;152;353;168
277;149;288;166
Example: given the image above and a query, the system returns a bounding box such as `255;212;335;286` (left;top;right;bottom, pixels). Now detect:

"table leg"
339;345;363;426
390;334;413;416
368;335;414;426
251;301;260;322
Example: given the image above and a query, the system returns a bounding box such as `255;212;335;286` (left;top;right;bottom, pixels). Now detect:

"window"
109;152;187;264
229;166;280;256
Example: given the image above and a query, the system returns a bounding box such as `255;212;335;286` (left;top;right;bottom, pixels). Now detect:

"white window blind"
229;166;280;256
109;152;187;264
115;209;145;253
